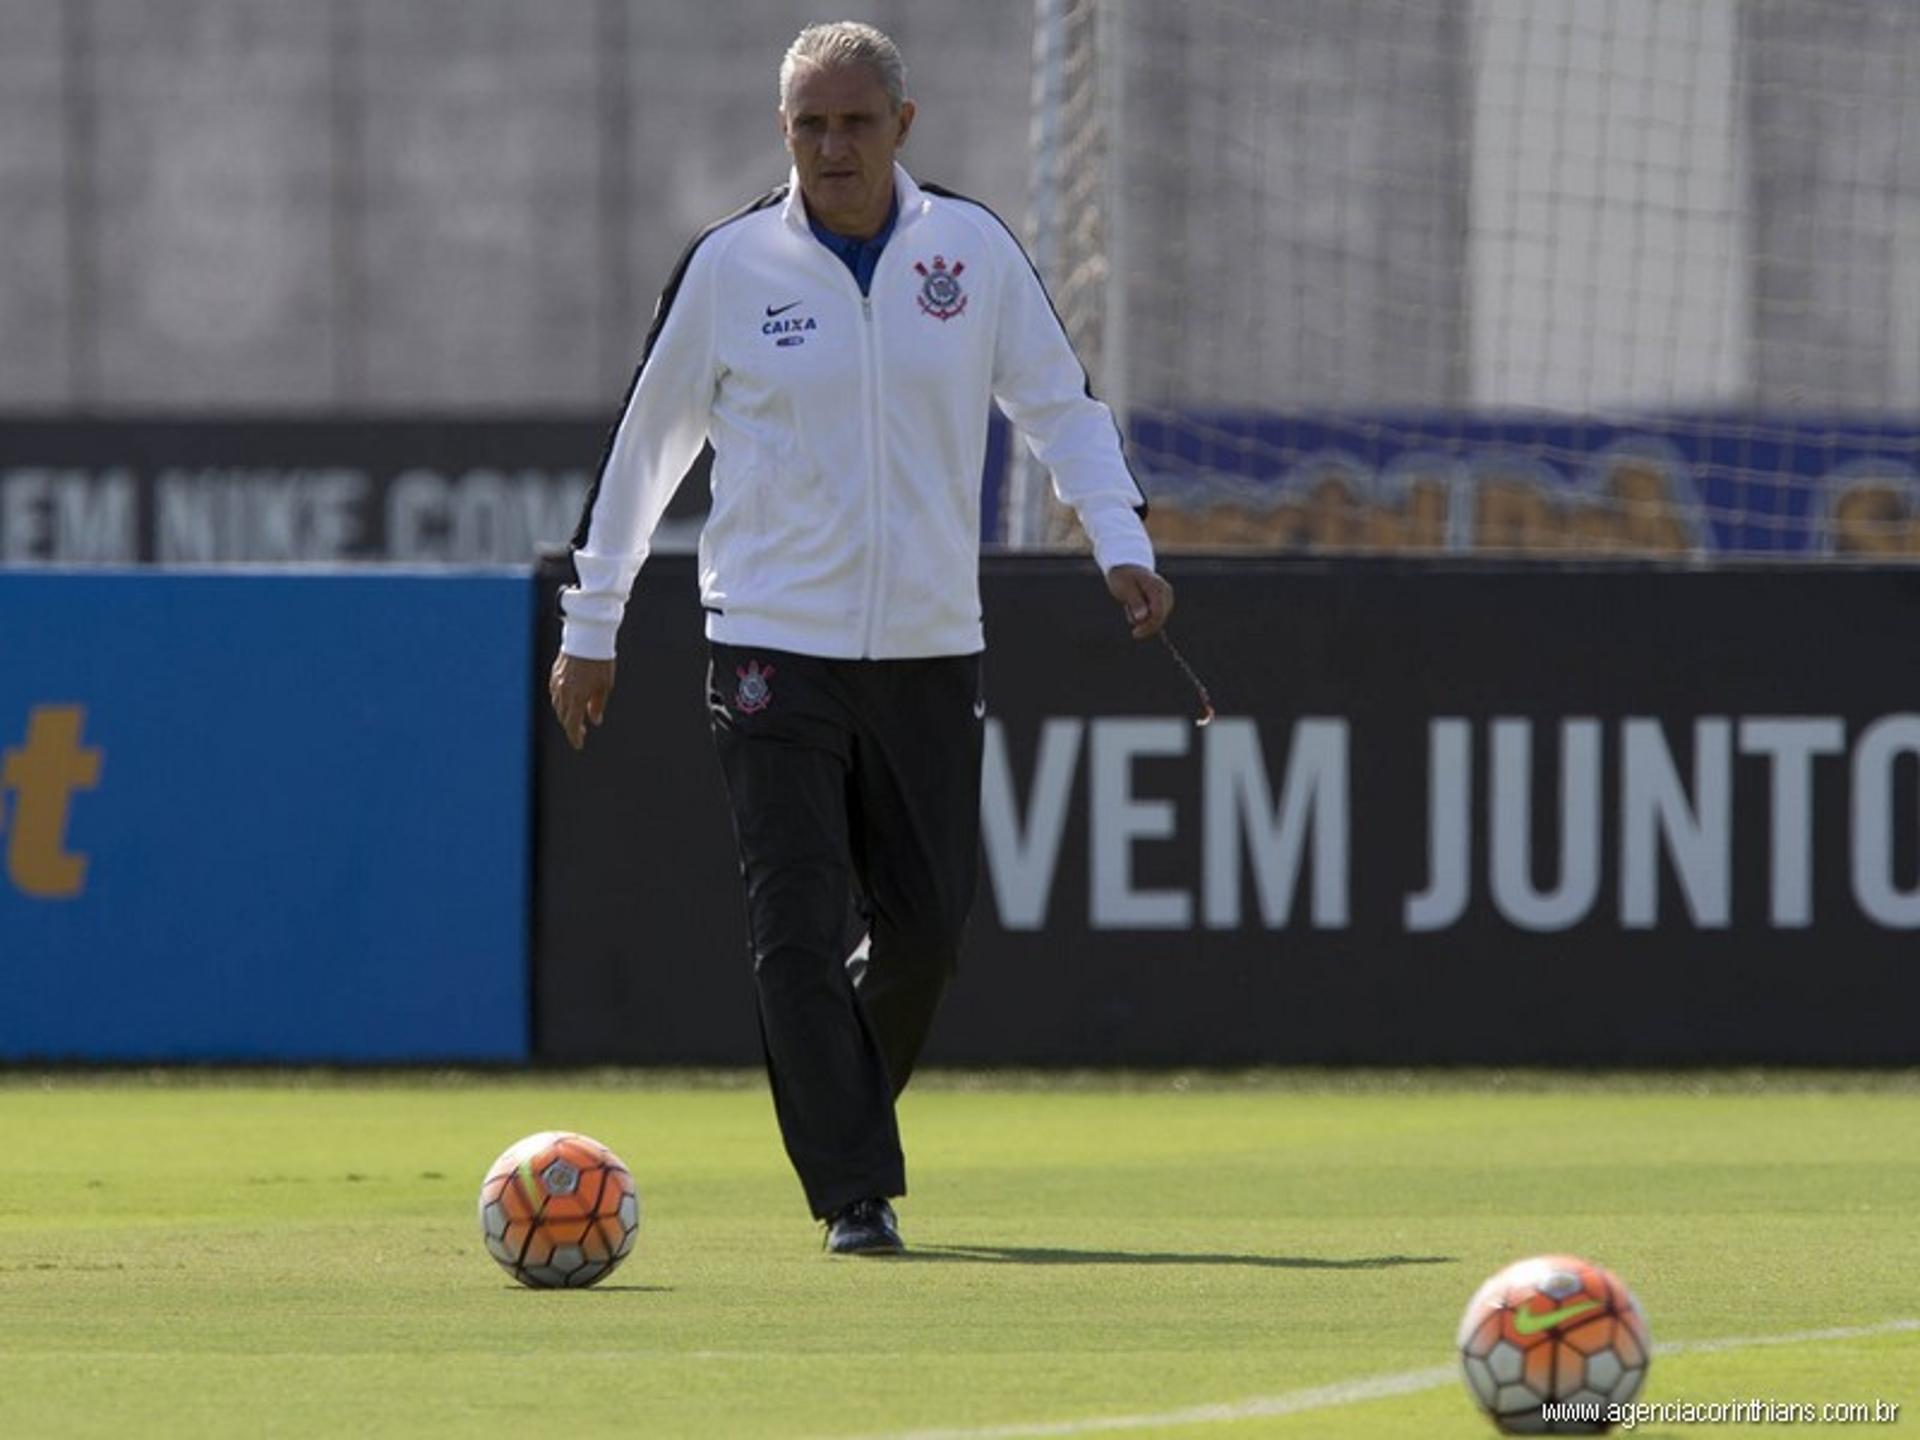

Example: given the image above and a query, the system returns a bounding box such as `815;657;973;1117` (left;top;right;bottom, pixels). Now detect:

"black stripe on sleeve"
919;180;1149;519
567;183;790;559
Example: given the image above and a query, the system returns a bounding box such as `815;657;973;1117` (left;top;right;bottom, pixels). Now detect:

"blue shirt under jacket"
806;195;900;296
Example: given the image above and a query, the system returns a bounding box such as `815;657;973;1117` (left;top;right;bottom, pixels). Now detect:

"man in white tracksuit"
550;21;1174;1254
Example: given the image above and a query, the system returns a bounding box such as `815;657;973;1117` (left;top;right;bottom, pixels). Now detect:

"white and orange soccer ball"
477;1131;640;1288
1458;1254;1651;1434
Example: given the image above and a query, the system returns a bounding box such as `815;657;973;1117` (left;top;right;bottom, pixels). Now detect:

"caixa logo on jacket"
762;301;817;347
2;704;102;899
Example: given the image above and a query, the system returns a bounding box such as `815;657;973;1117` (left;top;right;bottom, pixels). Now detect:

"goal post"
1013;0;1123;549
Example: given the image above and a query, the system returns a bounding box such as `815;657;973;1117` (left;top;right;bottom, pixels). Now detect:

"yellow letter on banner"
2;705;103;898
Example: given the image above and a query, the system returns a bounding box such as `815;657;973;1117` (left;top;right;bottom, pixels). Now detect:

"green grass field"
1;1071;1915;1438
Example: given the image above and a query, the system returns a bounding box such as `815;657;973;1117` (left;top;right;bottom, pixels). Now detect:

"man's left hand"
1106;564;1174;640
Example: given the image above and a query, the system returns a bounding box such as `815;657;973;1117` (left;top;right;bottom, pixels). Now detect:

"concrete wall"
1092;0;1918;419
0;0;1035;411
87;2;336;406
1746;0;1920;410
1121;0;1470;411
0;1;74;406
3;1;1917;417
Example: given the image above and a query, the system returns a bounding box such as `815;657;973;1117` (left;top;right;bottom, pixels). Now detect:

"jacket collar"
783;162;927;236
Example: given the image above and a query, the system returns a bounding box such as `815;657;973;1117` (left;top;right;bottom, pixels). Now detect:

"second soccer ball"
1457;1253;1651;1434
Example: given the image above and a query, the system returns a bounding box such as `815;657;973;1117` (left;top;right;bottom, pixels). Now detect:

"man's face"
782;61;914;235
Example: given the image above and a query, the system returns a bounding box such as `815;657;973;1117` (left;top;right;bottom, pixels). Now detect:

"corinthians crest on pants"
914;256;967;320
735;660;775;714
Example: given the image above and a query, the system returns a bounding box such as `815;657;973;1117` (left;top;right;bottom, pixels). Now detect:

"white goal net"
1016;0;1920;559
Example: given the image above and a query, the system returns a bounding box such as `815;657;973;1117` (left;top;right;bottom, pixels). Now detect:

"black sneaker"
825;1197;904;1256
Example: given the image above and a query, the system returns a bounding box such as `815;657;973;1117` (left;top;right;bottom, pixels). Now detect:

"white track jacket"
560;164;1155;661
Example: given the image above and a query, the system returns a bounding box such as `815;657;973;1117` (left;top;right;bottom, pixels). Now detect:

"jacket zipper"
858;289;884;657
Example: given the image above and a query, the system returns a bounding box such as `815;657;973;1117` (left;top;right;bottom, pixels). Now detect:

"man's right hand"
550;652;616;752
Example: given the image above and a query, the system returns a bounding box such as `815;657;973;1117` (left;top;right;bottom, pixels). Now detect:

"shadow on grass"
505;1284;675;1294
898;1246;1457;1269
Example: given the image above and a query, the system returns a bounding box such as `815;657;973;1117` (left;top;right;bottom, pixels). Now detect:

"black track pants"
707;642;984;1219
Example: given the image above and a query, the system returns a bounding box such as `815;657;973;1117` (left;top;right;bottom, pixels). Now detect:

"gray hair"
779;21;907;112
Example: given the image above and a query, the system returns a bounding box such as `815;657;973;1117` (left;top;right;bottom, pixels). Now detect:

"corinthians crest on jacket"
914;256;967;320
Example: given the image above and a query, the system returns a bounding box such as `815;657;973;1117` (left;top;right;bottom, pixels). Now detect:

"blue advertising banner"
0;571;531;1061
